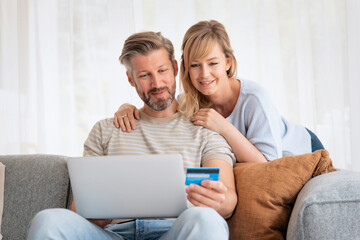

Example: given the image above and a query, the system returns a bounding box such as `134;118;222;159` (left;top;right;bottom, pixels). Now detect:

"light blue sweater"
226;79;311;160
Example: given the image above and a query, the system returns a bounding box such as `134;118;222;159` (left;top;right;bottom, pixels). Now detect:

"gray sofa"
1;155;71;240
1;154;360;240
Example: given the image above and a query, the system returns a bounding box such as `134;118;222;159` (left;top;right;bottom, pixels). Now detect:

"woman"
114;20;324;163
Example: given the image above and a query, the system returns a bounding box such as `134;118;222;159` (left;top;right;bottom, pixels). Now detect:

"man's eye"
159;69;167;73
139;73;149;78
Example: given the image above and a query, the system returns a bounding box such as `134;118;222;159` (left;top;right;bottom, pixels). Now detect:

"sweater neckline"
139;110;182;124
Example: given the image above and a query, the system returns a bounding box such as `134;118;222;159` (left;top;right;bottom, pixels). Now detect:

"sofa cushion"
227;149;336;240
287;169;360;239
0;154;70;240
0;163;4;240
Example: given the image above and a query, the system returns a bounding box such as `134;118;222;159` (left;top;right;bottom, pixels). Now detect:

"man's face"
127;48;178;111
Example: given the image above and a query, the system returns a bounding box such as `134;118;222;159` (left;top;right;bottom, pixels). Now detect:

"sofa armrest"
287;170;360;240
0;154;70;240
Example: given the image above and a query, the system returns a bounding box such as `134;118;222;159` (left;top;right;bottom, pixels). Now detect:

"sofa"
0;153;360;240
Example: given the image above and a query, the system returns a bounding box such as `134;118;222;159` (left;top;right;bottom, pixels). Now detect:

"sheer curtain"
1;0;359;170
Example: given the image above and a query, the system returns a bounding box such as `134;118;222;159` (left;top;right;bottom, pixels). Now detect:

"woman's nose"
200;65;210;78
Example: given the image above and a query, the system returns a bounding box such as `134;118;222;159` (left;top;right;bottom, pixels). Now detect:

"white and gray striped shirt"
84;111;235;170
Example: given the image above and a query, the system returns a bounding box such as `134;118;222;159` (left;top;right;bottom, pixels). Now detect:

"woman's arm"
191;108;267;163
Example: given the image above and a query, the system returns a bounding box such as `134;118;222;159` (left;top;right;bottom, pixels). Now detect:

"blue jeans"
26;207;229;240
306;128;325;152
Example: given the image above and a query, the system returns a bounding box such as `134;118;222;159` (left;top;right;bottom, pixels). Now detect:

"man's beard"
138;83;176;111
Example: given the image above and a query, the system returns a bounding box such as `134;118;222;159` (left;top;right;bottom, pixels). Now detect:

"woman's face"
188;43;231;96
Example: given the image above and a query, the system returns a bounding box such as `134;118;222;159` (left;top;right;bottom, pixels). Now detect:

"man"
27;31;237;240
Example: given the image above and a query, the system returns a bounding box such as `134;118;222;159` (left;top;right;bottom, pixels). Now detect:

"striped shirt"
84;111;235;169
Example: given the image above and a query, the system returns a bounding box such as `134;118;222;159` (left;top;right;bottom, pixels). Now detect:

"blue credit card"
185;167;219;185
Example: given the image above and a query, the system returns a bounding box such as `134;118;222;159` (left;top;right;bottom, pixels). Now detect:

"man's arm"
73;119;110;228
186;159;237;219
84;120;107;156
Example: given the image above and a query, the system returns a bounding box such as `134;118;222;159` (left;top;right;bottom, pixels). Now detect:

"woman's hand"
186;180;227;213
192;108;267;163
114;103;140;132
190;108;229;134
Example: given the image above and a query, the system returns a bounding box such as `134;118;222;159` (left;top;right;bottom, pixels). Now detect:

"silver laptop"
67;154;188;219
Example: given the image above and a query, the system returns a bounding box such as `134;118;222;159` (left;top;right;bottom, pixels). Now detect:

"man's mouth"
149;88;168;96
151;90;165;95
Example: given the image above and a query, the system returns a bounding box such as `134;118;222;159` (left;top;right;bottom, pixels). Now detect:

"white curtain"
1;0;359;171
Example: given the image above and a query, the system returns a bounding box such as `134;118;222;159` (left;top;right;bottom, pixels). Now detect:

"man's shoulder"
180;115;226;141
176;112;207;130
176;112;222;134
92;117;116;130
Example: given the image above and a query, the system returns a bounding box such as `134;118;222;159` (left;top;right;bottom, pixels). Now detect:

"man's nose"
151;74;162;88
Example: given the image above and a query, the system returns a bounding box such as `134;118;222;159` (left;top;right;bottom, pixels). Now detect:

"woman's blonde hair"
178;20;237;117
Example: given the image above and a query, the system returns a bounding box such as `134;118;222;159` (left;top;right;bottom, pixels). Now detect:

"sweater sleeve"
241;87;284;160
83;120;106;156
201;130;236;166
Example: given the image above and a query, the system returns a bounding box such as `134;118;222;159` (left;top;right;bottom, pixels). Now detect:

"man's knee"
31;208;75;225
180;207;221;220
179;207;228;231
27;208;78;239
166;207;228;240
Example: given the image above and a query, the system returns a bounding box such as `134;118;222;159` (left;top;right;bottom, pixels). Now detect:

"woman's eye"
190;64;199;68
210;62;218;66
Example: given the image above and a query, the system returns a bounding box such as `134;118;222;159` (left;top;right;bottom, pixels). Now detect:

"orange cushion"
227;150;337;240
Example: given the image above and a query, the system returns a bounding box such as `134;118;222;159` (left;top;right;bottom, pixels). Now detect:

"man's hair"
119;31;175;76
178;20;238;117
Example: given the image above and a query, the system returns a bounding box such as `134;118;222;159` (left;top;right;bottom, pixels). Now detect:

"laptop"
67;154;188;219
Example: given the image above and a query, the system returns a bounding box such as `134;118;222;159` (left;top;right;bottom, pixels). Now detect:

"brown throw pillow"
227;149;337;240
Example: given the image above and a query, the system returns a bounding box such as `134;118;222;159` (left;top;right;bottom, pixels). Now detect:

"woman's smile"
199;79;216;86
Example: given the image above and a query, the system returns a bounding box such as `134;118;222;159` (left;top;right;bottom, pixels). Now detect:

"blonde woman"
114;20;324;163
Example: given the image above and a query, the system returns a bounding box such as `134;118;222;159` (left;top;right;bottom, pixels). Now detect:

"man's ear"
126;72;135;87
173;60;179;77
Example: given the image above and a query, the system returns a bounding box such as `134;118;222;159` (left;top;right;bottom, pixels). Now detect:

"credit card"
185;167;219;185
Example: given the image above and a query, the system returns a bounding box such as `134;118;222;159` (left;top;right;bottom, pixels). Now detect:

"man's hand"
186;180;227;213
194;160;237;219
88;219;112;229
72;200;111;229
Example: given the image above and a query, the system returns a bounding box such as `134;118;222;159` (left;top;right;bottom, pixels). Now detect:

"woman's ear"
126;72;135;87
226;57;232;71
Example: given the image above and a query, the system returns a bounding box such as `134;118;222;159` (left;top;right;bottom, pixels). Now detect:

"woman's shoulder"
238;78;271;105
239;78;267;95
